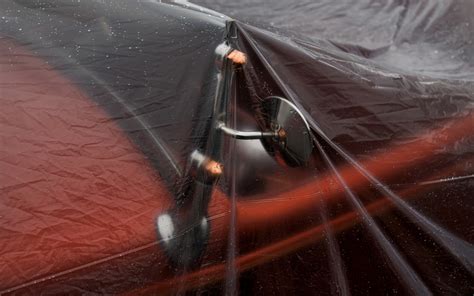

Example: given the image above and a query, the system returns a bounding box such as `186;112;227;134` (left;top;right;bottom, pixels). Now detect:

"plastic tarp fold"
0;0;473;294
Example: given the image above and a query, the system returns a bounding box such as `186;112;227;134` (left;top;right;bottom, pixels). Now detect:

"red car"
1;0;473;294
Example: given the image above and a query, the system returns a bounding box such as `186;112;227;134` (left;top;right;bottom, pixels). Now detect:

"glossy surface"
1;0;473;295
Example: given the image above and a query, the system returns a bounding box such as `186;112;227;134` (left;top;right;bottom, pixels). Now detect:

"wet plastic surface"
0;0;473;295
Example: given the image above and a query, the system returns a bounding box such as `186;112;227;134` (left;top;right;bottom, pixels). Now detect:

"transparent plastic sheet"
0;0;473;295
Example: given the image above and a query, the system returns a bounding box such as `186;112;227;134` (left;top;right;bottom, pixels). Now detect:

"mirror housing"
261;96;313;167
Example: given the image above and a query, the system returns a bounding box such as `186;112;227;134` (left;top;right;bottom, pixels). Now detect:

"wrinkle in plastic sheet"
1;0;473;295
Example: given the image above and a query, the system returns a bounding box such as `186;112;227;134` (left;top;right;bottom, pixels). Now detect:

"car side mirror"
219;96;313;167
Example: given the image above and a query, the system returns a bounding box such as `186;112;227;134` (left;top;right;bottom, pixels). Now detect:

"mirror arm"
217;121;278;140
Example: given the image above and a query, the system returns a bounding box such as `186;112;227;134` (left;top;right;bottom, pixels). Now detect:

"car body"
1;0;473;294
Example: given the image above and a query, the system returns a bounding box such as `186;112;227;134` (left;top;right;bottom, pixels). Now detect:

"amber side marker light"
227;49;247;65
